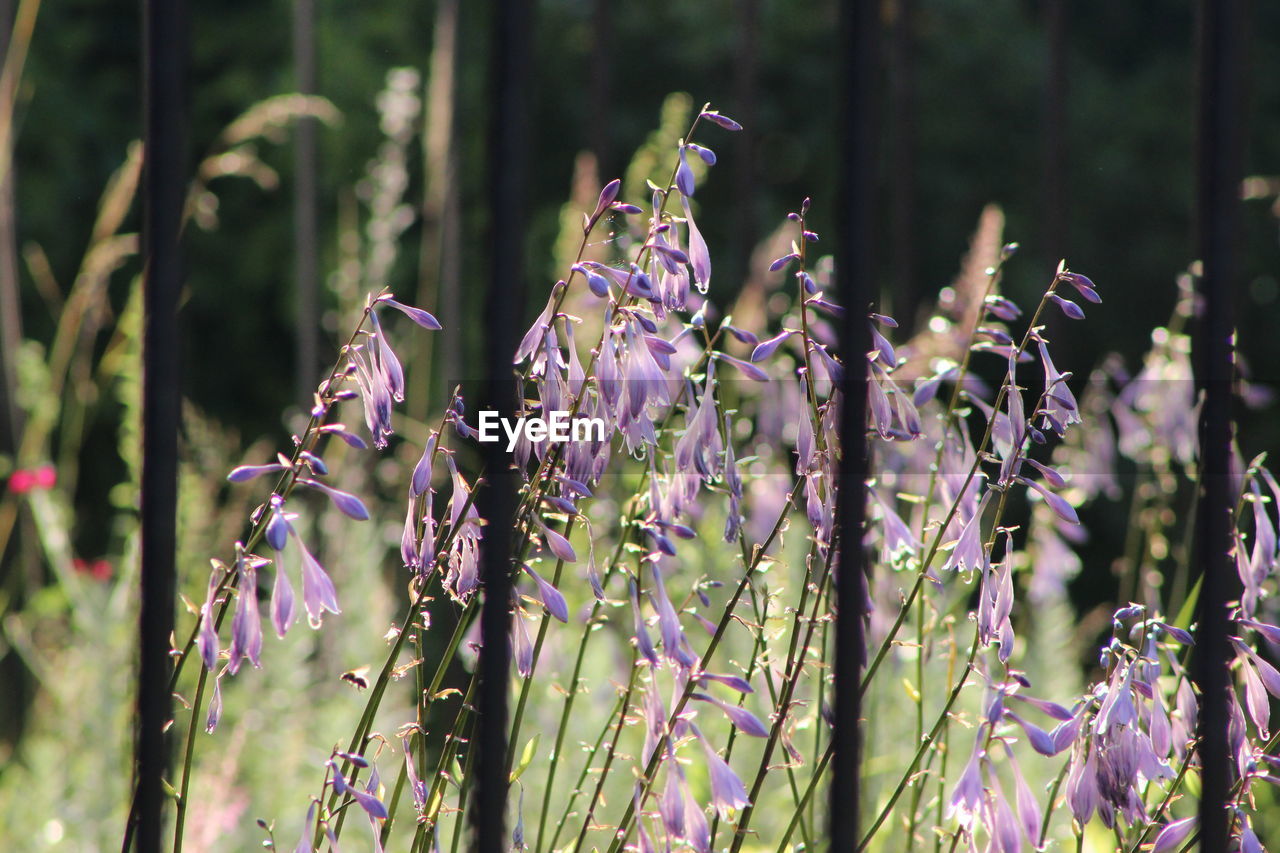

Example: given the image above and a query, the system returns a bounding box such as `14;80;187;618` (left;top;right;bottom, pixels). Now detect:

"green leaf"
1174;573;1202;632
509;733;540;784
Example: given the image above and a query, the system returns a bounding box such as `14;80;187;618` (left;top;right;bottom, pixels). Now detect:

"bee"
340;666;371;690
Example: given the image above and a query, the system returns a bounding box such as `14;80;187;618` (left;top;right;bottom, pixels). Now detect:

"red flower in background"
7;465;56;494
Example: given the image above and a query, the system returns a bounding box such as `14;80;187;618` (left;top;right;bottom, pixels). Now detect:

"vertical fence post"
832;0;876;847
1042;0;1067;272
472;0;531;850
1193;0;1246;847
136;0;184;849
888;0;915;326
293;0;318;400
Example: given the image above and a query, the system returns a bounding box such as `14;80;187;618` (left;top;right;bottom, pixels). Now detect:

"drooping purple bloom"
368;309;405;403
410;434;437;498
1151;816;1196;853
227;462;287;483
1048;292;1086;320
699;110;743;131
379;297;442;330
682;197;711;293
692;693;768;737
675;147;696;197
698;729;750;818
205;672;223;733
631;580;659;667
298;478;371;521
946;732;986;829
228;560;263;674
197;573;221;671
297;534;341;628
751;329;795;363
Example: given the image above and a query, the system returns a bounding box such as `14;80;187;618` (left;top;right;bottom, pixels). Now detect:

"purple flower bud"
768;253;798;272
410;435;437;498
1048;292;1086;320
205;674;223;733
539;522;577;563
1023;457;1067;488
227;462;286;483
380;297;442;330
524;564;568;623
1151;816;1196;853
806;297;845;318
197;576;220;671
717;354;770;382
676;148;696;197
1019;476;1079;524
750;329;795;362
320;424;369;450
985;294;1023;321
612;201;643;214
699;673;753;694
265;501;291;552
699;111;743;131
631;580;659;666
1005;711;1061;755
299;478;371;520
811;343;844;382
870;325;896;367
870;312;898;328
593;178;622;218
692;693;768;737
687;143;716;165
800;271;818;294
513;614;533;678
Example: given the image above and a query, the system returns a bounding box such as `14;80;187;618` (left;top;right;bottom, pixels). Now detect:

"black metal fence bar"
136;0;185;849
832;0;876;847
1193;0;1246;848
472;1;532;851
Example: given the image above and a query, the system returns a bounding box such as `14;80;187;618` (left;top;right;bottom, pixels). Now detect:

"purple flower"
297;534;341;628
227;462;287;483
1151;816;1196;853
524;564;568;623
698;730;750;818
675;147;696;197
946;732;986;829
751;329;795;363
513;613;533;678
692;693;768;737
699;110;743;131
682;197;711;293
592;178;621;219
410;434;437;497
631;580;659;667
271;555;296;638
368;309;405;403
205;672;223;733
227;559;263;674
197;573;221;671
941;492;991;574
1048;292;1086;320
298;478;370;521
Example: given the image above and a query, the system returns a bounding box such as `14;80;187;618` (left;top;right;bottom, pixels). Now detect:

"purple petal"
682;197;711;292
718;354;769;382
410;435;437;497
320;425;369;450
768;253;798;272
687;143;716;165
